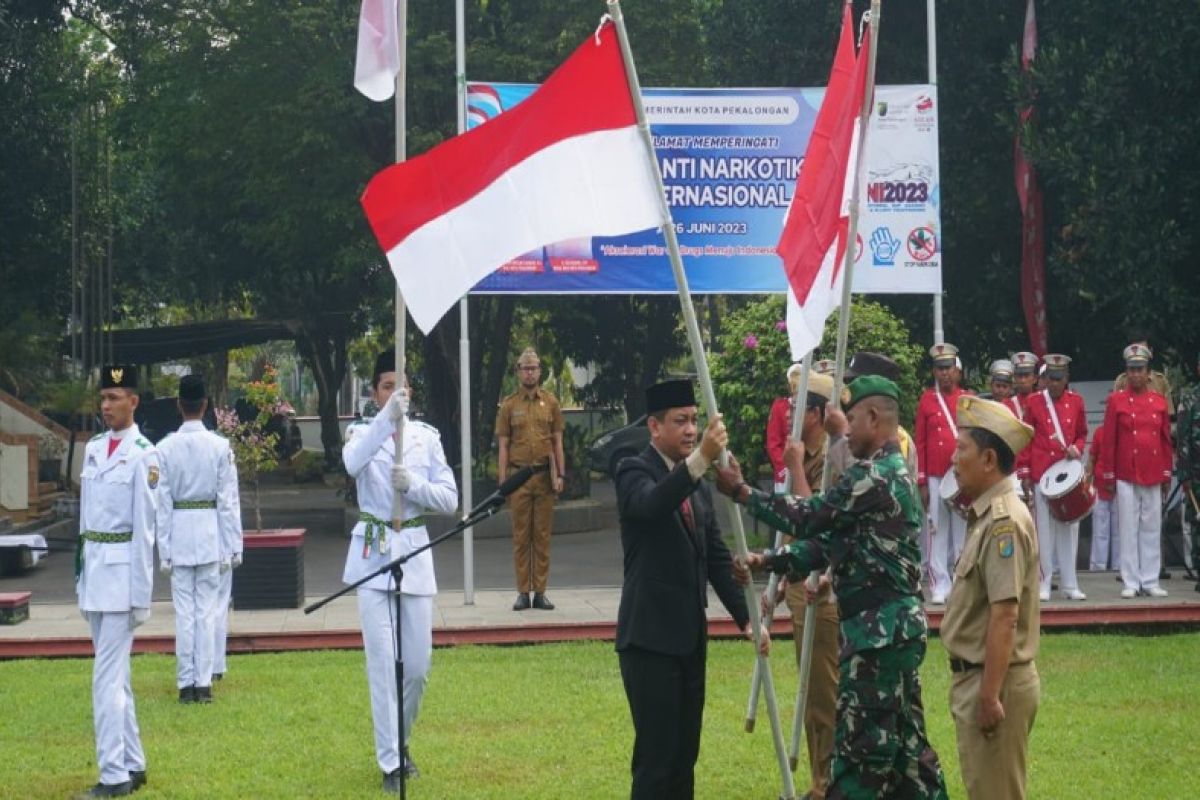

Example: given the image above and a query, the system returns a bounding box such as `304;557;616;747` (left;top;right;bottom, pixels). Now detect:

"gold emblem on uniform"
110;367;124;384
147;465;160;489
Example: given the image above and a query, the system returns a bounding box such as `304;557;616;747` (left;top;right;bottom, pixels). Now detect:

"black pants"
618;640;707;800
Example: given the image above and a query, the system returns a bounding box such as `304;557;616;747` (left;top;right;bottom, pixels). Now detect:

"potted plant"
217;366;305;609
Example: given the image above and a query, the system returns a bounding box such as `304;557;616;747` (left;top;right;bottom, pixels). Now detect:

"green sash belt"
75;530;134;578
175;499;217;510
357;512;426;557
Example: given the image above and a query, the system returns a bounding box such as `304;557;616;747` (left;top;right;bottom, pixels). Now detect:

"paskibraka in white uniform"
156;420;243;690
343;411;458;774
77;424;158;787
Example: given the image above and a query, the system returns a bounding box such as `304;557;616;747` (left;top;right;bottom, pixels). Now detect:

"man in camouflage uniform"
1176;353;1200;591
719;376;948;800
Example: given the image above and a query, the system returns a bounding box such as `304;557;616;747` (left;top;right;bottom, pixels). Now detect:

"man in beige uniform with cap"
776;370;839;800
496;347;565;611
942;396;1040;800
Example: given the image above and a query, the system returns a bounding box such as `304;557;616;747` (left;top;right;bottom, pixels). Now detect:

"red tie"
680;496;695;534
107;438;120;458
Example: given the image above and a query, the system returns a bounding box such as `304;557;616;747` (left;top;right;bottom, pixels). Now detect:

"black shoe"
178;686;196;704
512;593;531;611
213;672;224;682
76;782;132;798
129;770;146;793
403;746;420;779
382;768;404;793
532;592;555;610
195;686;213;704
1194;581;1200;593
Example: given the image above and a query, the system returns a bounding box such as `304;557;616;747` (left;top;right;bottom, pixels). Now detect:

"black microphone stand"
304;492;512;798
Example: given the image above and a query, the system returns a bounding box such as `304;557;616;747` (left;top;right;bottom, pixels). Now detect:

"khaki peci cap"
956;395;1034;456
517;348;540;367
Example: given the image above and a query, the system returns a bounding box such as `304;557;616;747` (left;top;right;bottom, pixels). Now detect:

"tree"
710;296;924;480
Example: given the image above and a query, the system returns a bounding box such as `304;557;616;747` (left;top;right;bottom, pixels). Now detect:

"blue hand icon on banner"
869;227;899;266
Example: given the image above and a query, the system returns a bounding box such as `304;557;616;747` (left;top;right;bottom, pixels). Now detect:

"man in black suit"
615;379;751;799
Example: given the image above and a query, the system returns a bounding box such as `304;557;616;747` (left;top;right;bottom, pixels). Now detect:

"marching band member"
916;343;971;603
1098;344;1173;598
1017;355;1088;601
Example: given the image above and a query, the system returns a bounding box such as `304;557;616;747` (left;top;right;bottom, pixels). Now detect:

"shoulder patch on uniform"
148;465;160;489
89;433;104;442
996;534;1014;559
134;437;150;449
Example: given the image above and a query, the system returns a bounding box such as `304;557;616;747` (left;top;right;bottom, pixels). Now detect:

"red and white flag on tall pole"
1015;0;1048;355
360;22;662;333
355;0;401;101
777;4;870;359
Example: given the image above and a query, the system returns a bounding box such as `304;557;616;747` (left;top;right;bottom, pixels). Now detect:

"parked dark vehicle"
233;398;303;460
589;415;650;476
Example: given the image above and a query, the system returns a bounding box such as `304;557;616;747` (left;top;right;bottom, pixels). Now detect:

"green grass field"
1;633;1196;798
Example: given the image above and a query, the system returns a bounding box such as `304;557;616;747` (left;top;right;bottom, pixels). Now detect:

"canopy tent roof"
62;319;298;364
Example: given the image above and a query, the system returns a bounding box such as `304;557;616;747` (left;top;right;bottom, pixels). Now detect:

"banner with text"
465;83;941;295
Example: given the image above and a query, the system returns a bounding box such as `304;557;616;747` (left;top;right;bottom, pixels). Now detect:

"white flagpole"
606;2;794;796
745;349;812;739
391;0;408;530
454;0;476;606
791;0;883;766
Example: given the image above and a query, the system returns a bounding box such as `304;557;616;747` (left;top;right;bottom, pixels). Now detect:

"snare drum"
1038;458;1095;523
938;469;972;519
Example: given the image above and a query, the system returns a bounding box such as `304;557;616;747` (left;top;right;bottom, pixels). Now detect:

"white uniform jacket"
156;420;243;566
78;425;158;612
342;413;458;595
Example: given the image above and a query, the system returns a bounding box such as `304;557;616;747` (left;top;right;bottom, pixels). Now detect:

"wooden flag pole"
790;0;883;771
745;350;813;738
607;2;794;796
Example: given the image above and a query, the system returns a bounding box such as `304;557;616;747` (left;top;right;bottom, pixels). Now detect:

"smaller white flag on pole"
355;0;400;102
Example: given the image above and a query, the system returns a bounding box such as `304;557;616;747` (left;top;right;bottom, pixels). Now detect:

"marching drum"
938;469;972;519
1038;458;1095;523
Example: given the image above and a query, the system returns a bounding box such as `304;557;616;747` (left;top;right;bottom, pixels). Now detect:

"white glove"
129;608;151;630
385;388;410;422
232;553;243;569
391;464;411;493
159;560;172;574
219;560;231;574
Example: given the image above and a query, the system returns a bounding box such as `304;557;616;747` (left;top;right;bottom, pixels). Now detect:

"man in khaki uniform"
942;396;1040;800
496;348;565;611
776;370;839;800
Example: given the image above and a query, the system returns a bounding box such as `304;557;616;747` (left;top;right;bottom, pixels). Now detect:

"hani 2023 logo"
866;163;933;211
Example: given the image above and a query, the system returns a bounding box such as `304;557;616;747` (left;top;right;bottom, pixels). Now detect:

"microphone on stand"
473;466;536;513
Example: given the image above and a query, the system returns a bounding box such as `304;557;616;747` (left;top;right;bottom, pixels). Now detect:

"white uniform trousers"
1116;481;1162;591
1035;486;1081;595
213;568;232;675
87;612;146;786
358;588;434;773
926;476;966;599
171;563;220;689
1089;498;1117;570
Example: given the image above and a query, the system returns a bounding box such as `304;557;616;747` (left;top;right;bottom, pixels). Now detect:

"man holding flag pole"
725;1;948;796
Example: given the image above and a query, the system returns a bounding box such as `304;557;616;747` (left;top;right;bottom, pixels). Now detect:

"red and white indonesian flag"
354;0;401;102
778;4;871;360
361;22;663;333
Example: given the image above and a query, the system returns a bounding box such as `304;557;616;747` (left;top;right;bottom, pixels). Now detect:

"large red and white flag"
777;4;871;360
355;0;401;102
1015;0;1048;355
361;22;662;332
